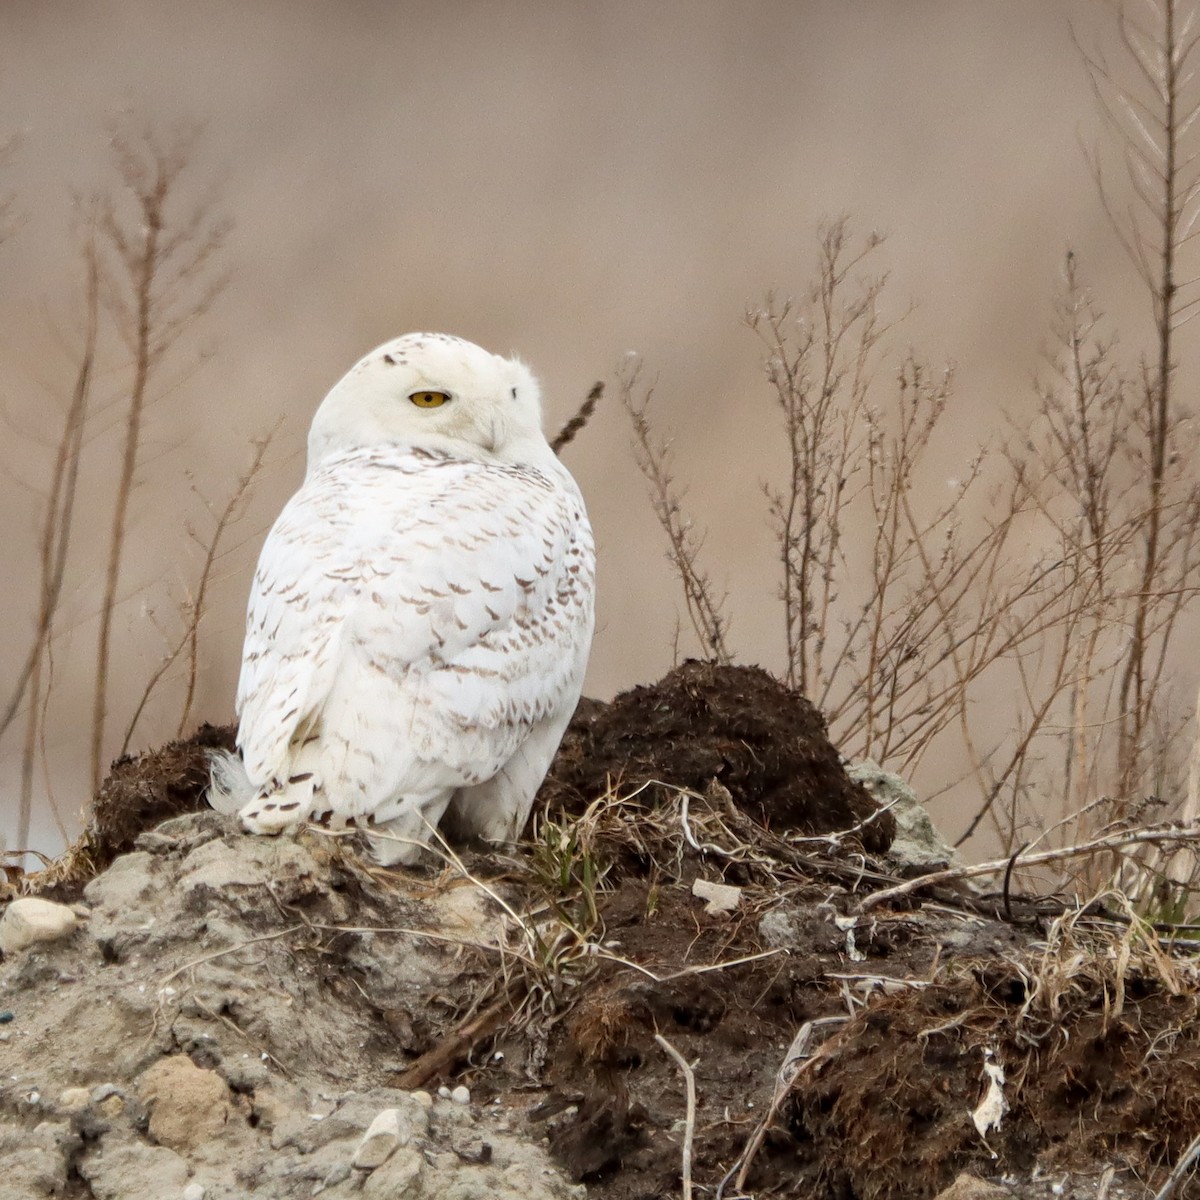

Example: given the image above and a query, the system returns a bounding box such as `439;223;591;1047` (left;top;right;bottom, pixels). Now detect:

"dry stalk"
1076;1;1200;804
858;819;1200;912
156;924;307;989
654;1034;696;1200
1156;1130;1200;1200
118;425;276;753
717;1016;849;1197
5;222;100;853
90;120;229;791
619;358;733;663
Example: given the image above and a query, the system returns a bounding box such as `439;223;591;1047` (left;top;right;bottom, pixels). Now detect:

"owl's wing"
236;447;595;789
235;465;364;784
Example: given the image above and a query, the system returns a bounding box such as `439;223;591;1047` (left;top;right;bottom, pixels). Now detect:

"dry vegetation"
0;120;269;860
624;0;1200;908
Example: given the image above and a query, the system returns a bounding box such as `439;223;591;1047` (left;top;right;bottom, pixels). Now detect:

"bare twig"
620;359;733;662
90;120;229;791
396;985;523;1089
1155;1129;1200;1200
858;820;1200;912
6;223;100;854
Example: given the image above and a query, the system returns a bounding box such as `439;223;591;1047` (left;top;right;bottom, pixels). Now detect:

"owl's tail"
206;749;257;815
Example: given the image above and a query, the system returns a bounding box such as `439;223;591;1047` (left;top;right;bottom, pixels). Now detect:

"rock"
0;1118;76;1196
182;1185;207;1200
758;908;800;948
57;1087;91;1113
691;877;742;914
353;1107;410;1170
0;898;79;953
361;1146;423;1198
322;1161;353;1189
77;1137;190;1200
82;851;158;911
271;1090;428;1155
137;1055;230;1151
848;760;958;873
450;1085;471;1105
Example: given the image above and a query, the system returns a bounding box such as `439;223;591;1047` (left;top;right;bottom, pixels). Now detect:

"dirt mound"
6;664;1198;1199
789;954;1200;1200
50;661;892;897
1;812;584;1200
3;792;1196;1199
38;724;237;894
546;660;894;854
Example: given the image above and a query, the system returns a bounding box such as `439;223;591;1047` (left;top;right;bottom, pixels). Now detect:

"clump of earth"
2;662;1197;1200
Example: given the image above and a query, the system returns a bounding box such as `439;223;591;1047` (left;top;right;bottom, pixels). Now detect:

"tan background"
0;0;1178;857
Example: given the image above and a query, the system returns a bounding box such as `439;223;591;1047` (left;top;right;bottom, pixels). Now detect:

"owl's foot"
238;775;317;835
364;791;455;866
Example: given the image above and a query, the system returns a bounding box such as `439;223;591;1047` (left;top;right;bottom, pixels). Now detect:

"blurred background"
0;0;1184;860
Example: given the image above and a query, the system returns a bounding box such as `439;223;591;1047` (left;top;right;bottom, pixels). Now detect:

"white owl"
209;332;595;865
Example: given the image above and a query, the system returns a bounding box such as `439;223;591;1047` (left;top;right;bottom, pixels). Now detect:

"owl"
209;333;596;865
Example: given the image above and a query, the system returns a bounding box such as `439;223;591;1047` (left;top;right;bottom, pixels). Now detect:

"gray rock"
758;908;800;948
83;851;158;912
848;760;958;873
361;1146;423;1198
0;1118;77;1198
77;1137;190;1200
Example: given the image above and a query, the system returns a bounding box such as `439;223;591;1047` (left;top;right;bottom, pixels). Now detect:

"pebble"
58;1087;91;1113
450;1086;471;1105
437;1086;451;1099
0;1011;13;1024
182;1185;206;1200
352;1107;408;1170
0;898;79;953
412;1090;433;1108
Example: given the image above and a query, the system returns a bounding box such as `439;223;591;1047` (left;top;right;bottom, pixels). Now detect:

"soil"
4;661;1198;1199
545;661;895;854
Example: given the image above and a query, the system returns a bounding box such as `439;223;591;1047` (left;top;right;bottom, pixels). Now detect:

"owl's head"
307;333;549;468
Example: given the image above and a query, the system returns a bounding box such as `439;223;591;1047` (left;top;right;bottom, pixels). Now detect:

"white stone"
352;1107;409;1170
58;1087;91;1113
0;898;79;953
182;1185;206;1200
450;1085;471;1105
691;877;742;914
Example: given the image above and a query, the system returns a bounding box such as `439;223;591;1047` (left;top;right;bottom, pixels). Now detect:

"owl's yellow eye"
409;390;450;408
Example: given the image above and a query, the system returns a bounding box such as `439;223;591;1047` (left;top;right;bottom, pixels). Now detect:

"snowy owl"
209;332;595;865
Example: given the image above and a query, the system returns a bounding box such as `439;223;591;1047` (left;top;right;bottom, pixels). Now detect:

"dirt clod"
546;660;895;853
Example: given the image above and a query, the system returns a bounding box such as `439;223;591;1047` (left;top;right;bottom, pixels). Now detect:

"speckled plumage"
209;333;595;863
